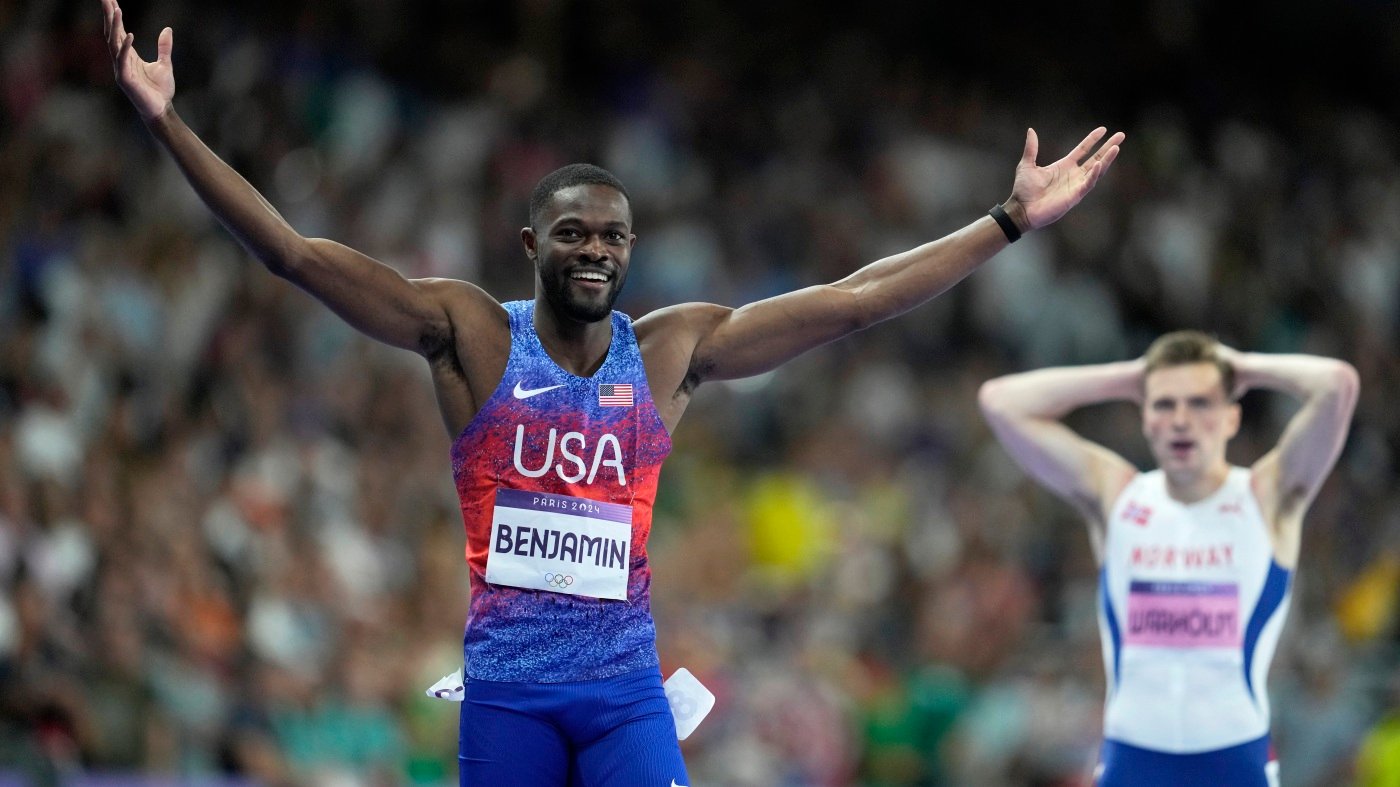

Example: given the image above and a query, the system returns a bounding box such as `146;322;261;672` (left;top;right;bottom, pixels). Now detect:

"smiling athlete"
979;332;1358;786
101;1;1123;783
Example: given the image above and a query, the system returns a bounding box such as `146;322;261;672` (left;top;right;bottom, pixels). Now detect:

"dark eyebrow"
550;217;629;231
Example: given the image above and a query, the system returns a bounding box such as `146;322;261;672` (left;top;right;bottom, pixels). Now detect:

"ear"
1224;401;1242;439
521;227;538;261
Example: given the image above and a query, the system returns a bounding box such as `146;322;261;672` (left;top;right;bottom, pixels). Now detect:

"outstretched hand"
101;0;174;122
1004;127;1124;233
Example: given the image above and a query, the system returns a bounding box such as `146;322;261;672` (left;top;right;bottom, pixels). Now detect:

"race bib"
1125;580;1240;648
485;488;632;600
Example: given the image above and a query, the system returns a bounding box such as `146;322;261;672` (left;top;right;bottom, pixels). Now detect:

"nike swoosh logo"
671;781;687;787
513;382;565;400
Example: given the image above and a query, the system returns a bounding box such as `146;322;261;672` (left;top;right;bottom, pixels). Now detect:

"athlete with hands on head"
979;331;1359;786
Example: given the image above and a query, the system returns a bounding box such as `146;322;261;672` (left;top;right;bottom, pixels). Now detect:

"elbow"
848;308;877;334
844;283;891;333
1330;360;1361;411
263;236;314;280
822;283;877;334
978;378;1009;420
262;257;294;279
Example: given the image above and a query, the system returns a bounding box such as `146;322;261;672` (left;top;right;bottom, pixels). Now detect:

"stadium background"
2;0;1398;784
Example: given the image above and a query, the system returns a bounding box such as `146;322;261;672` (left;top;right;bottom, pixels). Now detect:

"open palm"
102;0;174;122
1011;127;1124;231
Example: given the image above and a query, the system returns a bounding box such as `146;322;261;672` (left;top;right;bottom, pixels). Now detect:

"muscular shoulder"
415;279;508;328
634;301;730;343
1099;462;1141;508
1086;462;1140;532
634;302;732;412
414;277;505;310
411;278;509;357
636;302;731;366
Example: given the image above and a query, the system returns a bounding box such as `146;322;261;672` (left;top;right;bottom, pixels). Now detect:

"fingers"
105;0;117;55
1081;142;1122;190
1085;132;1123;167
108;3;127;59
1081;160;1104;191
117;32;134;75
157;26;173;64
1020;128;1039;167
1066;126;1108;165
1098;140;1122;170
1092;137;1123;178
1092;131;1125;164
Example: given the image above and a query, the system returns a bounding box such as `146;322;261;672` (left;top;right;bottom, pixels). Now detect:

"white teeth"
572;271;607;281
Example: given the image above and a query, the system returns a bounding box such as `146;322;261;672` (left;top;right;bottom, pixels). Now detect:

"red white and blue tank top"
450;300;672;682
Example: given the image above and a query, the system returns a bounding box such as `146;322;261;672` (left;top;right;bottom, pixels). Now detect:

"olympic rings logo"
544;573;574;588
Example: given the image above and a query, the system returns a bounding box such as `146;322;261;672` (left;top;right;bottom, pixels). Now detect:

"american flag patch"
598;383;634;407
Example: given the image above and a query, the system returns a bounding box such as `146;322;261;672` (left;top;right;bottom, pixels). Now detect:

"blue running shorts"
458;666;689;786
1098;735;1276;787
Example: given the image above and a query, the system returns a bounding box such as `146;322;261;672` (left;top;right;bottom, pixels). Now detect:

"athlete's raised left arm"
681;127;1123;383
1226;348;1360;560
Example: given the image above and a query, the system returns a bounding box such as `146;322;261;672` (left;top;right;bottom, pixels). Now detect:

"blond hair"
1143;330;1235;397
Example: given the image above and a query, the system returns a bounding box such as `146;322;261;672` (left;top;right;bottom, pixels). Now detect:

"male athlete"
978;332;1358;786
102;2;1123;783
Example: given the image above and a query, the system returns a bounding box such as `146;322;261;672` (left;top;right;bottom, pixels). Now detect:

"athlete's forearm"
1231;353;1359;403
146;108;307;272
834;217;1010;329
692;216;1015;382
980;360;1145;421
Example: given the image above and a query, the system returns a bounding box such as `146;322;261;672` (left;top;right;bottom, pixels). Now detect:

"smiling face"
522;184;635;324
1142;362;1241;481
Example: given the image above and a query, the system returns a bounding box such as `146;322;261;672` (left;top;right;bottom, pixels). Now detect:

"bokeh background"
3;0;1399;784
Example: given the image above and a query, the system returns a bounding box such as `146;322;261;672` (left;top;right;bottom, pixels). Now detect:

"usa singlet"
450;300;672;683
1096;467;1290;787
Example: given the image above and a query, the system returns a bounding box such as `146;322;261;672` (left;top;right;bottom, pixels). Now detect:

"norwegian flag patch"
1122;502;1153;527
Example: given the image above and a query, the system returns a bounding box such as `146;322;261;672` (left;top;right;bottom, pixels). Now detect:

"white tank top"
1098;467;1293;753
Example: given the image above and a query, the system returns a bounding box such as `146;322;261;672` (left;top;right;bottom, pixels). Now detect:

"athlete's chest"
1111;509;1254;578
1108;477;1267;581
465;325;669;490
1106;483;1272;650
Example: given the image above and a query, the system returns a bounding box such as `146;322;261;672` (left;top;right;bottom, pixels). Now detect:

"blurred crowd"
3;1;1399;785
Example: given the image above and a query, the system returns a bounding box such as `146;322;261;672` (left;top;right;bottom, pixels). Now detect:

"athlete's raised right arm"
978;363;1141;547
102;0;455;354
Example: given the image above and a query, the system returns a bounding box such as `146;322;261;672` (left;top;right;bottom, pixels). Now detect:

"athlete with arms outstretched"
102;2;1122;782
